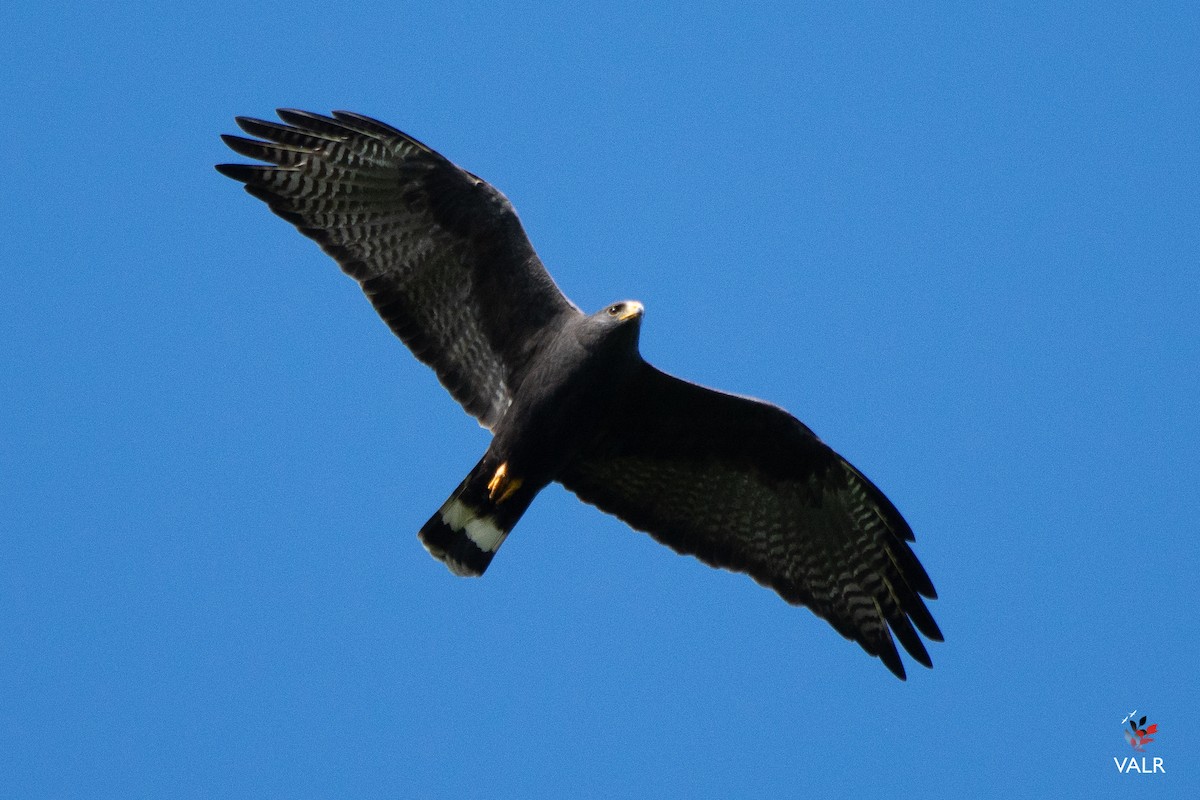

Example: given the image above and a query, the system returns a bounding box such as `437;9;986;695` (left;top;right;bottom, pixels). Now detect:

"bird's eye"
607;304;622;316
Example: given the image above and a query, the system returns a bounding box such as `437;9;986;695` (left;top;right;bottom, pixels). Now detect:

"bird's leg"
487;462;523;503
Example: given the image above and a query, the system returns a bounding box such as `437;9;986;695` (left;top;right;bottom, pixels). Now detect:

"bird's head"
598;300;644;325
575;300;644;355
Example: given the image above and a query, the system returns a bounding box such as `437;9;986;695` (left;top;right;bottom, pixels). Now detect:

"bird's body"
495;302;645;476
218;110;942;679
420;302;647;575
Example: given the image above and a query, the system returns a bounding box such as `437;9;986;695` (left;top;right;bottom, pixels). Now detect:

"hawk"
217;110;942;679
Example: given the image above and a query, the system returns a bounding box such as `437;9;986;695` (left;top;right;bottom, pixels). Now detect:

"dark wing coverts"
560;365;942;679
217;109;578;429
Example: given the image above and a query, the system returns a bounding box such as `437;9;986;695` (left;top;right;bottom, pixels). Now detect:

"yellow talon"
498;477;523;503
487;463;506;497
488;462;524;503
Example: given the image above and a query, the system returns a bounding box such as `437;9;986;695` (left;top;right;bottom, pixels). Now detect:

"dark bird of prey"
217;110;942;679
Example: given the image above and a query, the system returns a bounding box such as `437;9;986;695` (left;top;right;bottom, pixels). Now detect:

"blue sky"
3;2;1197;797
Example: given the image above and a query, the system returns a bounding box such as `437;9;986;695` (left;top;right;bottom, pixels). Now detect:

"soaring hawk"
217;110;942;679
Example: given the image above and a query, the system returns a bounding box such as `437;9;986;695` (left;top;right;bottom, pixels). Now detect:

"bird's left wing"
217;110;580;429
557;363;942;679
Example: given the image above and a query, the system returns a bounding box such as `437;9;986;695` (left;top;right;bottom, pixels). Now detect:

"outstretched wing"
217;109;580;429
558;364;942;679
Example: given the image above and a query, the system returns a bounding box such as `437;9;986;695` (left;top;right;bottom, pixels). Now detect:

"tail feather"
418;457;537;576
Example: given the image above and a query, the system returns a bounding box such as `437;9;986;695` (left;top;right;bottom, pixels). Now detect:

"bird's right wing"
558;363;941;679
217;109;580;429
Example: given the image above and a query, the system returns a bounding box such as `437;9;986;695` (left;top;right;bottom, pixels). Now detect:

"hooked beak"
617;301;644;322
